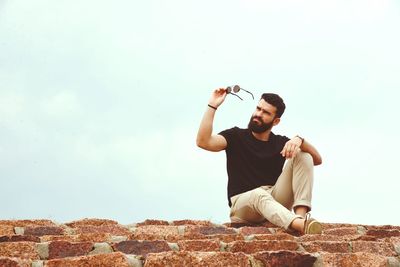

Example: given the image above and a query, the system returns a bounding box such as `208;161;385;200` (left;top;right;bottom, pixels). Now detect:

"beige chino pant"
229;152;314;230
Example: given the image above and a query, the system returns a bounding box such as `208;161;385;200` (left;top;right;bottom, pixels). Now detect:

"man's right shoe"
304;213;322;234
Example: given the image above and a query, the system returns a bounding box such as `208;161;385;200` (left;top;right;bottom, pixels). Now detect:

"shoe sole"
306;221;322;234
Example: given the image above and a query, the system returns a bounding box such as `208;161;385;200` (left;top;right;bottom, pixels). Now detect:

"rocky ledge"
0;219;399;266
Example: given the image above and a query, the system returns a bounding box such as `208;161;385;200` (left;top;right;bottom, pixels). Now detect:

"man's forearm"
196;106;216;147
300;139;322;166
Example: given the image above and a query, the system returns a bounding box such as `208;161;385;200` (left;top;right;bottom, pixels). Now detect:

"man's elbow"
314;157;322;166
196;138;207;150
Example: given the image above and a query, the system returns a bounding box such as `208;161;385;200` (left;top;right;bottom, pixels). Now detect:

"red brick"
302;241;350;253
172;220;213;226
177;239;220;252
323;227;359;235
44;252;131;267
0;242;40;260
0;257;31;267
136;220;170;226
74;225;131;236
132;225;180;241
239;226;272;235
0;235;40;243
0;225;15;236
24;226;64;237
228;240;298;253
253;251;317;267
113;240;171;257
144;251;251;267
0;220;56;227
352;241;396;256
48;241;93;259
65;218;118;227
319;252;387;267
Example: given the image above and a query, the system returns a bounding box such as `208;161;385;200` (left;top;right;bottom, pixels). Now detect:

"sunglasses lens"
226;86;232;93
233;85;240;93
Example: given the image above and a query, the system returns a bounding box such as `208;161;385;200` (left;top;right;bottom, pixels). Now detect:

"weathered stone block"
321;223;358;230
352;241;396;256
323;227;359;235
0;235;40;243
251;233;295;241
113;240;171;257
318;252;387;267
44;252;131;267
253;250;317;267
239;227;272;236
0;242;40;259
228;240;298;253
65;218;118;228
144;251;251;267
366;229;400;238
136;220;169;226
0;220;56;228
0;257;31;267
184;226;238;241
41;233;112;243
74;225;131;236
132;225;181;241
186;226;237;236
390;237;400;255
0;225;15;236
205;234;244;243
48;241;93;259
177;239;220;252
172;220;213;226
88;242;113;255
301;241;350;253
24;227;64;237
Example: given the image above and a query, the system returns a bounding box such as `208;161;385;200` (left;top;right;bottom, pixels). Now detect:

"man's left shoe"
304;213;322;234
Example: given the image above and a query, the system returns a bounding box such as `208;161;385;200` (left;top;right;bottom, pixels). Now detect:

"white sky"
1;0;399;226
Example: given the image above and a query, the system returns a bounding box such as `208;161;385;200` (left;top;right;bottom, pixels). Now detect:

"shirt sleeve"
276;134;290;149
218;127;237;150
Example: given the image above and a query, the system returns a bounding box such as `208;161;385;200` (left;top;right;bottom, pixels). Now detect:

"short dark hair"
261;93;286;118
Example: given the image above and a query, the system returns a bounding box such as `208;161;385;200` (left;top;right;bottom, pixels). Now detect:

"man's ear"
273;117;281;126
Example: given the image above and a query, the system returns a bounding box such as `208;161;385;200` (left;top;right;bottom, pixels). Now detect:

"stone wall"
0;219;399;266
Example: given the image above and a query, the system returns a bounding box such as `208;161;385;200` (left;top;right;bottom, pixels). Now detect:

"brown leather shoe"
304;213;322;234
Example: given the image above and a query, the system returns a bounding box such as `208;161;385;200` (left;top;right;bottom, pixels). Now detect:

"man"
196;88;323;234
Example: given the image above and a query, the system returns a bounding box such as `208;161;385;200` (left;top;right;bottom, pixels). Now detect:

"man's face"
248;99;280;133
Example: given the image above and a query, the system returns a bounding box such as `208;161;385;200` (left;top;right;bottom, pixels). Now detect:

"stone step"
43;252;140;267
0;219;399;266
315;252;398;267
143;251;252;267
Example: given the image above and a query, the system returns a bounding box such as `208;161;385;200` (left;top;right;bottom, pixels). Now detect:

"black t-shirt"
219;127;290;207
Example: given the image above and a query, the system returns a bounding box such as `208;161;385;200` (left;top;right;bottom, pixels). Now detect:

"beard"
248;115;274;133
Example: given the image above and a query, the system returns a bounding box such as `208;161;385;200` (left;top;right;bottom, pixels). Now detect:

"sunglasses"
226;85;254;100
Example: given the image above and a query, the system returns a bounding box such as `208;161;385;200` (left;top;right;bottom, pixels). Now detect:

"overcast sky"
1;0;399;226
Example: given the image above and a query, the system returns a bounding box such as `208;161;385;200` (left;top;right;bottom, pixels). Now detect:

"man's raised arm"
196;88;228;152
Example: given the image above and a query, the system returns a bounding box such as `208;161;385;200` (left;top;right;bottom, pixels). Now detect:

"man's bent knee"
294;152;313;167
